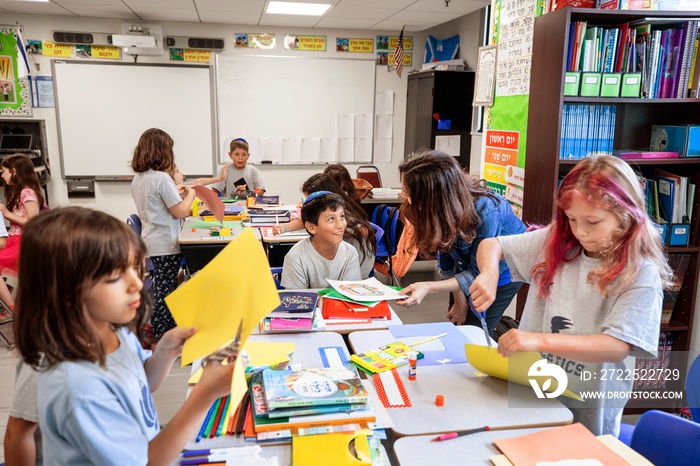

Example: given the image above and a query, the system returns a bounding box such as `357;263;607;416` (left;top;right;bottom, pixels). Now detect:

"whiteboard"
52;61;216;179
215;55;375;164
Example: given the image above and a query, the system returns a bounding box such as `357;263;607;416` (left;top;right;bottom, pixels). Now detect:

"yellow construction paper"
465;344;584;401
188;340;296;384
293;433;371;466
230;355;248;412
166;228;280;366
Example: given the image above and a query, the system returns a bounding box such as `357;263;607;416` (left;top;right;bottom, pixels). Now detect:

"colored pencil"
236;392;250;435
203;397;222;438
432;426;491;441
196;401;217;442
409;333;447;347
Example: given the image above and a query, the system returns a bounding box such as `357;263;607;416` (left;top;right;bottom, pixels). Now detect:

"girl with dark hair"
323;164;362;205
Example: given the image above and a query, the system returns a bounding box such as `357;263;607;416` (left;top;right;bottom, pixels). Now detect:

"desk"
348;326;573;437
184;331;350;451
178;218;262;273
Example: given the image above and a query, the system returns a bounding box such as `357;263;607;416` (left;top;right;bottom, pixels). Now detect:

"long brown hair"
130;128;175;174
16;207;150;369
399;149;495;254
1;153;44;210
324;164;361;205
302;173;376;261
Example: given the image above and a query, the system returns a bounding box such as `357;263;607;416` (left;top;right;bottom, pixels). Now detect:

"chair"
368;222;385;278
372;205;402;287
127;214;154;290
687;354;700;423
271;267;284;290
0;295;14;349
356;165;382;189
629;409;700;465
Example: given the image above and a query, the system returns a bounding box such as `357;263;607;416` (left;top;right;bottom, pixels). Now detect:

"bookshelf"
524;7;700;412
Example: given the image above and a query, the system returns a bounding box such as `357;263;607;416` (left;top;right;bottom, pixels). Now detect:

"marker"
183;446;262;457
180;457;229;465
432;426;491;442
195;401;217;442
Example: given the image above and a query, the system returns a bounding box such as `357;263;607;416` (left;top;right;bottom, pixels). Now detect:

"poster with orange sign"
484;130;523;217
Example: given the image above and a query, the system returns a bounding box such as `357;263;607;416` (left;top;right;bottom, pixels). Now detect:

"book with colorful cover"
350;341;424;375
262;366;368;410
255;195;280;206
272;291;319;313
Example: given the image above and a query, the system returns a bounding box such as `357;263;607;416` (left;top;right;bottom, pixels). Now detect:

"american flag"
394;26;405;78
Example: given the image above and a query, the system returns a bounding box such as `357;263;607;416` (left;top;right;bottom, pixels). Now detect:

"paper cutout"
464;344;583;401
389;322;469;365
437;359;452;364
319;346;349;368
326;277;407;302
166;228;280;366
230;356;248;417
192;185;225;224
372;369;411;408
494;423;629;466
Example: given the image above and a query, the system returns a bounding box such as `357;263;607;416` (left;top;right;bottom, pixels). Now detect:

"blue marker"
195;401;217;442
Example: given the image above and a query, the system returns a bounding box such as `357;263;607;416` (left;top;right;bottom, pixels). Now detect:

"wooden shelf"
661;319;690;332
564;97;700;104
559;159;700;166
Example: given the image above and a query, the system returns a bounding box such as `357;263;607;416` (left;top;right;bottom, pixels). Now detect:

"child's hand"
497;329;542;357
218;163;229;182
156;327;197;359
395;282;429;308
272;224;286;235
176;184;188;196
0;203;8;215
469;270;500;313
447;292;468;325
196;358;236;401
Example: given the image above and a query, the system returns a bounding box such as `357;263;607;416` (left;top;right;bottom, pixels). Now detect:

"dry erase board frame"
215;54;375;164
52;61;216;180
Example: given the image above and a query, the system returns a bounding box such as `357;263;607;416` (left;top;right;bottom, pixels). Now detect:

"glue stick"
408;351;417;380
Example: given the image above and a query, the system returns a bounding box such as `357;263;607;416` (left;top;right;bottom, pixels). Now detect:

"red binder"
321;298;391;320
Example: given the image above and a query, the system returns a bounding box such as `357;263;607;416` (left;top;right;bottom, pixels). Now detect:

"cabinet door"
404;74;435;156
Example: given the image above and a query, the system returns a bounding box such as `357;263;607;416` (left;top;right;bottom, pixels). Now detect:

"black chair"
372;204;402;287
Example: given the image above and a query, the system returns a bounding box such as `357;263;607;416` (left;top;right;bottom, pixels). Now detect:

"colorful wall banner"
336;38;373;53
495;0;535;97
42;41;74;58
376;35;412;50
0;26;31;116
376;52;411;66
284;35;326;51
235;33;276;49
170;49;211;62
27;40;42;54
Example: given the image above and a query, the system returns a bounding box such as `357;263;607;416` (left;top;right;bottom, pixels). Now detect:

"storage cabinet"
404;70;474;168
524;7;700;412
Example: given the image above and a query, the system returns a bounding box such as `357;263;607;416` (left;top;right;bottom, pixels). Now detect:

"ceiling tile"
131;7;200;22
0;1;76;15
125;0;193;8
197;10;261;25
325;6;396;20
57;4;140;19
336;0;414;7
57;0;125;5
369;19;437;32
314;17;379;29
390;10;457;22
194;0;263;13
407;0;488;14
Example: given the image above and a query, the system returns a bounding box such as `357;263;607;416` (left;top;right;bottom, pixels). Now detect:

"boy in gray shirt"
282;191;361;289
194;139;265;197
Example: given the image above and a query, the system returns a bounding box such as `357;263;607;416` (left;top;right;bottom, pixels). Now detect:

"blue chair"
127;214;154;290
371;205;402;287
687;355;700;423
630;409;700;465
368;222;384;278
271;267;284;290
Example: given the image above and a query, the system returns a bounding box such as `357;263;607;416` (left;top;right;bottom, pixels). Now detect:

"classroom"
1;0;700;464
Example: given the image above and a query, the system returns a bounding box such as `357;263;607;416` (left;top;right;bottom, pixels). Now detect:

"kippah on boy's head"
229;138;249;153
302;192;344;227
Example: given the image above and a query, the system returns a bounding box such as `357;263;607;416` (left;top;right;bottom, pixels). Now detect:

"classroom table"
348;325;573;437
392;427;653;466
178;217;263;273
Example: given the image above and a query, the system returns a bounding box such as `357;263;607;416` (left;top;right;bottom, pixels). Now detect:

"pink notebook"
270;318;313;330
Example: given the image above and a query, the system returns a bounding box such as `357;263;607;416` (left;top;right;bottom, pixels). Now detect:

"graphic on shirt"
551;316;573;334
528;359;569;399
140;383;158;429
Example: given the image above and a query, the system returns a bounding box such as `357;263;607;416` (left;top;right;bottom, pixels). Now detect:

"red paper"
321;298;391;320
192;185;225;224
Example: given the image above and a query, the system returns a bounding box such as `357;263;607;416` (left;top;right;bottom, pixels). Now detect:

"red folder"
321;298;391;320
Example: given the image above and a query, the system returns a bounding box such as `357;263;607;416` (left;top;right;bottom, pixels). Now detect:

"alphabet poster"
0;26;31;116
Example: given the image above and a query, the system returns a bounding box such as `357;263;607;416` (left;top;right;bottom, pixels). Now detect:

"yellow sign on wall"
284;35;326;51
90;45;120;60
337;38;373;53
183;49;211;62
42;41;73;58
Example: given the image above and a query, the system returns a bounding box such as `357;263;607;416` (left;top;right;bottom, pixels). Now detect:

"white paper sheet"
319;138;337;163
336;113;355;138
326;277;408;302
373;138;392;163
354;114;373;139
375;90;394;115
354;138;372;163
338;138;354;163
375;114;393;139
300;137;320;163
281;137;301;163
435;135;461;157
262;137;282;163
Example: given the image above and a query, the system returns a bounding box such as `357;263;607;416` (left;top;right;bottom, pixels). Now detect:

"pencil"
409;333;448;348
196;401;217;442
203;397;222;438
432;426;491;441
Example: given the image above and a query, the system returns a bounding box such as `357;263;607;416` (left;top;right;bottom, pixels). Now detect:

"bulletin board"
52;61;216;179
215;54;375;163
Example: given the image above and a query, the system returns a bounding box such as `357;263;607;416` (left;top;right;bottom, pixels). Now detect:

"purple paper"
389;322;469;365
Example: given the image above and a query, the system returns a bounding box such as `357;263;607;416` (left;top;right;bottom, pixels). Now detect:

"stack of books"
370;187;401;199
260;291;321;332
246;208;291;225
560;105;616;159
249;366;376;437
200;204;244;220
254;195;280;206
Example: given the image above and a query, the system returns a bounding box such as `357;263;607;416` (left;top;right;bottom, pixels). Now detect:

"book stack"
254;195;280;206
250;366;376;436
200;204;244;220
662;253;690;324
560;105;616;159
260;291;320;333
633;332;674;391
246;208;291;225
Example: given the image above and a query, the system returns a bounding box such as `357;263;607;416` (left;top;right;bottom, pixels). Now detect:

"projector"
110;34;157;48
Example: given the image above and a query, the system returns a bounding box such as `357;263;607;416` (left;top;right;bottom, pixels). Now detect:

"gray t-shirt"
499;227;662;436
281;238;361;289
212;165;265;197
345;233;374;279
131;169;184;256
10;361;42;465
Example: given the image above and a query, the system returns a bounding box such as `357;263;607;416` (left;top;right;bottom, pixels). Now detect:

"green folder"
564;72;580;96
620;73;642;98
600;73;621;97
579;73;601;97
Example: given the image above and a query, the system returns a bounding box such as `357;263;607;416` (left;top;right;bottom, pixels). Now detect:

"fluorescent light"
266;1;331;16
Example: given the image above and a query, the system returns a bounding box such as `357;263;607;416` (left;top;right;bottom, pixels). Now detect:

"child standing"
470;155;672;436
14;206;235;465
282;191;361;289
130;128;197;340
396;150;525;334
198;139;265;197
0;153;44;307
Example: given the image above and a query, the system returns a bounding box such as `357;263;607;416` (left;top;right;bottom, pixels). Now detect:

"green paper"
187;220;241;229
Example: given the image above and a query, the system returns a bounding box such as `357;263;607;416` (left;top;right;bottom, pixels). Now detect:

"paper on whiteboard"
326;277;407;301
376;114;393;139
354;138;372;163
336;113;354;138
262;137;282;163
354;114;373;139
338;138;354;162
319;138;337;162
373;138;392;163
435;135;460;157
375;90;394;115
300;137;319;163
281;137;301;163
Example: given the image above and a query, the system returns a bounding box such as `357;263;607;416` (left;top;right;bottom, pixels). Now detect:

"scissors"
468;296;491;348
202;318;244;367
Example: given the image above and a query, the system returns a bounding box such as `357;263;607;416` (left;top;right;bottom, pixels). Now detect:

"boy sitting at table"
192;138;265;197
281;191;361;289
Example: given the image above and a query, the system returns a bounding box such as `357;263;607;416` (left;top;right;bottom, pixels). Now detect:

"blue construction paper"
389;322;470;366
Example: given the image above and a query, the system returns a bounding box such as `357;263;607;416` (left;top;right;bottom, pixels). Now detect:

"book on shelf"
262;365;368;410
633;332;674;391
560;105;616;160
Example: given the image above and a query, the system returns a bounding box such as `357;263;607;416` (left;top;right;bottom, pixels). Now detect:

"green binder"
564;72;580;96
600;73;621;97
620;73;642;98
579;73;601;97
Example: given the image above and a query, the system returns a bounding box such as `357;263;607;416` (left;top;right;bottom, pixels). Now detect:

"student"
4;361;42;466
130;128;197;340
14;206;235;465
323;164;362;205
274;174;376;279
470;155;672;436
281;191;361;289
197;138;265;197
0;153;44;308
396;150;525;334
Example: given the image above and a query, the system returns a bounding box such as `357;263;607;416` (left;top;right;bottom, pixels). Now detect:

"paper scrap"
326;277;407;302
192;185;225;224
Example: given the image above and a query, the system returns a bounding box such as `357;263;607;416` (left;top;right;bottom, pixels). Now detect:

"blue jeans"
450;281;522;337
